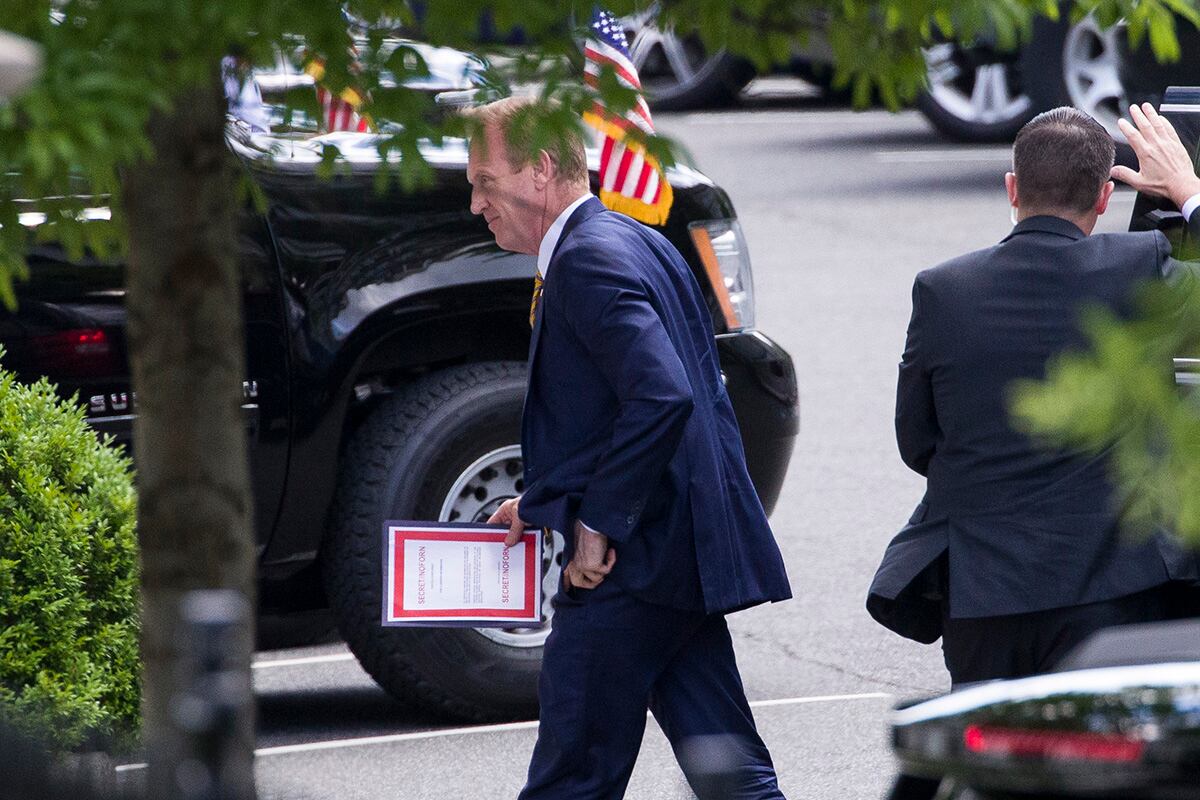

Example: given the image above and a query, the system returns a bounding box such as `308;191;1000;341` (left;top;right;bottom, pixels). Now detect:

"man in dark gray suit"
868;104;1200;687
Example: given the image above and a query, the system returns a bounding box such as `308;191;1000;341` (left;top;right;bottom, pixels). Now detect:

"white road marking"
256;720;543;757
749;691;890;708
874;149;1011;163
113;690;891;771
252;653;356;670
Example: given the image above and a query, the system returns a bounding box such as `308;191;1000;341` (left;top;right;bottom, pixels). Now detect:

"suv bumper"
717;330;799;516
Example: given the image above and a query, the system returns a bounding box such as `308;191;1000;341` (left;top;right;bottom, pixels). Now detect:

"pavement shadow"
875;165;1009;194
256;684;450;744
797;127;950;151
736;92;850;112
256;610;341;651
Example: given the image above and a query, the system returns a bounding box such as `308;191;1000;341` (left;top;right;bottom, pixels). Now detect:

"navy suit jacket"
519;197;791;614
868;215;1200;643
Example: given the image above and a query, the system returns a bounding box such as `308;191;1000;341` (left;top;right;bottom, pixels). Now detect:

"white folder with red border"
382;522;543;627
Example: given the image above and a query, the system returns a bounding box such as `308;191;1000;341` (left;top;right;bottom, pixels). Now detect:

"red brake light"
964;724;1144;763
29;328;119;377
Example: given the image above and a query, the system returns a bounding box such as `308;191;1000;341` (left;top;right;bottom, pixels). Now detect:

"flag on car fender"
582;8;673;225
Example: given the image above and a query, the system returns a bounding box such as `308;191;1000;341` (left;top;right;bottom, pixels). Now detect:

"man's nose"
469;188;484;215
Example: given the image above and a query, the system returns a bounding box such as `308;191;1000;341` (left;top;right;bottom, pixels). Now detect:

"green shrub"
0;358;139;750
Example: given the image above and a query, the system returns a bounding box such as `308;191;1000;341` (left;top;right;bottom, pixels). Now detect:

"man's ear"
1095;180;1115;216
1005;172;1019;209
532;149;556;189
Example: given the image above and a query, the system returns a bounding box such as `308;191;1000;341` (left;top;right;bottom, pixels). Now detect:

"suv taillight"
29;329;119;377
964;724;1145;763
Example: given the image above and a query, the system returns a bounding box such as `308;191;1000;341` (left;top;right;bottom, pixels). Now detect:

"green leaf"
1147;8;1182;62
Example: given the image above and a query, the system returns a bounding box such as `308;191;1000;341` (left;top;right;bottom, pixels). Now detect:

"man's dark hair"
1012;107;1115;214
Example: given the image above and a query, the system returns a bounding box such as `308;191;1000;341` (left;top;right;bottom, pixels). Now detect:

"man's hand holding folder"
488;497;617;591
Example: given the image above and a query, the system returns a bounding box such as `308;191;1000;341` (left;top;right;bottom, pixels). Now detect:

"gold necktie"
530;273;544;328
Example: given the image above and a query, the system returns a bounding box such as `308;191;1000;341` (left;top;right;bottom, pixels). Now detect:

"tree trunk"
121;70;257;800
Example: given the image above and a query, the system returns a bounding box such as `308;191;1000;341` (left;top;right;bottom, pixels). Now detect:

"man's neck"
537;186;590;243
1018;209;1099;236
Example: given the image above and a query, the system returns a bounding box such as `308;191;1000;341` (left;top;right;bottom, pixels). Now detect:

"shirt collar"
1002;214;1087;242
537;193;594;278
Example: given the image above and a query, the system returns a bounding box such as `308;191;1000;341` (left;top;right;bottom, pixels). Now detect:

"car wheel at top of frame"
917;41;1038;142
615;4;756;111
1022;12;1131;159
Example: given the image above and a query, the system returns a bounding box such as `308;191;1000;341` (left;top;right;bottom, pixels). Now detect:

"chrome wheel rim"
924;42;1033;125
1062;16;1128;142
438;445;563;649
619;5;723;98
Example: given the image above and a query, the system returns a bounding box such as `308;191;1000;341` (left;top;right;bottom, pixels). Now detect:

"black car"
1117;24;1200;112
610;5;1128;145
3;122;799;721
892;624;1200;800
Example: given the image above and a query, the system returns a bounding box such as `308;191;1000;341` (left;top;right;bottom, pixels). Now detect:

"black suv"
3;124;799;720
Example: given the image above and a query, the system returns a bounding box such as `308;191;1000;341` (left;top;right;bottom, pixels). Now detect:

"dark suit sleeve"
1157;212;1200;284
556;246;695;543
1187;204;1200;241
895;276;939;476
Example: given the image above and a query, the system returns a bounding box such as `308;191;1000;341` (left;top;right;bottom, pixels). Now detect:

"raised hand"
1111;102;1200;209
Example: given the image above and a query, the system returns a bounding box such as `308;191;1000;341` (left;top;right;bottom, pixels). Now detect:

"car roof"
226;123;713;189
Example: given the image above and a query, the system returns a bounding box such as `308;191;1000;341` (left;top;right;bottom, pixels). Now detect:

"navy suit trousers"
940;586;1171;687
519;580;785;800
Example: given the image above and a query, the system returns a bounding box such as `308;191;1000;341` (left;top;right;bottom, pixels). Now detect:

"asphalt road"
150;98;1146;799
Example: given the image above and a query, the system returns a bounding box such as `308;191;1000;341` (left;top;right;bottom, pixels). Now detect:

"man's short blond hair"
462;96;589;185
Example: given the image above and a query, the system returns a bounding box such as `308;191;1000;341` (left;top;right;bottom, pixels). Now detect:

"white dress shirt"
536;193;593;279
1182;192;1200;223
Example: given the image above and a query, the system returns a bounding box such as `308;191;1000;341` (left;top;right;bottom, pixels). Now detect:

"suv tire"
325;362;555;721
643;51;757;111
618;9;756;111
917;42;1037;142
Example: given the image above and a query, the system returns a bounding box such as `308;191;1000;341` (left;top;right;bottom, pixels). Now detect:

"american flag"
582;8;673;225
315;85;370;133
305;57;372;133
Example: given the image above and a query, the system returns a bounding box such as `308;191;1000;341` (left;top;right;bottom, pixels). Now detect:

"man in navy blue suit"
464;97;791;799
868;104;1200;692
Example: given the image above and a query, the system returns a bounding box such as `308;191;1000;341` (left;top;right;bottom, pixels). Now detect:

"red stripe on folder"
390;527;538;619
